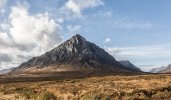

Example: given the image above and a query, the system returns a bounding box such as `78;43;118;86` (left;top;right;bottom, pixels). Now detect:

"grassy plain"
0;74;170;100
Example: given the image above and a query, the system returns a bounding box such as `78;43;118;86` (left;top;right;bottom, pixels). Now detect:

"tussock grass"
36;91;57;100
0;74;170;100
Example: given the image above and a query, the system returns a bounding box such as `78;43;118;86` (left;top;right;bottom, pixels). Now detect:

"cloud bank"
0;0;105;70
0;0;6;8
0;4;62;69
64;0;103;16
104;44;171;71
104;38;111;43
0;53;12;64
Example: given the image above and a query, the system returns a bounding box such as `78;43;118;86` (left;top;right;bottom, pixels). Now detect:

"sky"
0;0;171;71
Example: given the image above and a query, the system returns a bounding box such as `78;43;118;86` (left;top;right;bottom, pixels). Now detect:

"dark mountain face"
12;34;140;74
119;60;141;72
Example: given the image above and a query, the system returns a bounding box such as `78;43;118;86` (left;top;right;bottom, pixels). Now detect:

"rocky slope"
119;60;141;72
12;34;141;74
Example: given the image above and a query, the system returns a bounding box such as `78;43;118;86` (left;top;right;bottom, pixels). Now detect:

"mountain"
159;64;171;73
11;34;141;74
0;67;15;75
150;66;167;73
150;64;171;73
119;60;141;72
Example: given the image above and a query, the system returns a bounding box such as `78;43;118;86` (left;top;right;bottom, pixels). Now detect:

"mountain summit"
12;34;140;74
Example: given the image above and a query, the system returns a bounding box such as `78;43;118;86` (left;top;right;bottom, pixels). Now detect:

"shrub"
37;91;57;100
81;90;120;100
15;87;37;99
151;91;171;100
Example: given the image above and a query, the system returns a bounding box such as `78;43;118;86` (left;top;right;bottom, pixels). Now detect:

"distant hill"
119;60;141;72
0;67;15;75
150;66;167;73
159;64;171;73
11;34;142;75
150;64;171;73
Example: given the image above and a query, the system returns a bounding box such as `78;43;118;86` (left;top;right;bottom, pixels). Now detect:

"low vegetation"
0;74;170;100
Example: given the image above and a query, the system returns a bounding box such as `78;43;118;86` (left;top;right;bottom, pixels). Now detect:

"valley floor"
0;74;170;100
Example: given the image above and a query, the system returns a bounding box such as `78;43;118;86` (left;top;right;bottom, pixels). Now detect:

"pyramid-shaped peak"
73;34;83;38
12;34;141;74
72;34;86;40
69;34;87;44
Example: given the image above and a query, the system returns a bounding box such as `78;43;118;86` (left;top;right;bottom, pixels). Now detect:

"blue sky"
0;0;171;71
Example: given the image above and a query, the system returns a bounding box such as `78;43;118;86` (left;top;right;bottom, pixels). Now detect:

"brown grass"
0;74;170;100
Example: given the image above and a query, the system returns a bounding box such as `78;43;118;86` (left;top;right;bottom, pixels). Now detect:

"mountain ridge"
119;60;141;72
159;64;171;73
150;64;171;73
11;34;141;74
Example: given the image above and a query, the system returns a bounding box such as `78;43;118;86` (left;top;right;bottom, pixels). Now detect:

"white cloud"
104;37;111;43
104;44;171;71
0;0;6;8
110;14;153;30
85;11;153;30
112;20;153;30
56;18;64;24
105;44;171;59
0;32;12;47
9;6;62;51
0;9;5;13
0;53;12;64
67;25;81;33
105;44;171;58
0;23;10;31
0;4;62;69
64;0;104;17
0;0;6;14
52;0;104;22
65;0;80;15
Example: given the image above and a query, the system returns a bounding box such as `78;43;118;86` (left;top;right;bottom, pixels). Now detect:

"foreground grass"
0;74;170;100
